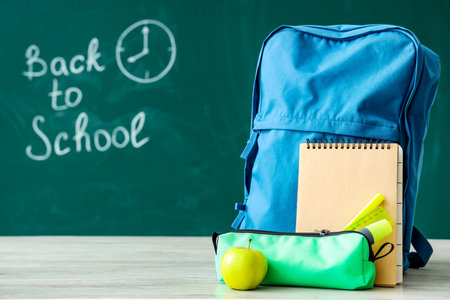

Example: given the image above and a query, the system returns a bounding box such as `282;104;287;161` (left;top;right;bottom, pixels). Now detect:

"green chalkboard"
0;0;449;237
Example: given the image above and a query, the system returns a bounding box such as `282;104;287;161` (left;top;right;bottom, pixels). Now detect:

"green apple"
220;239;268;290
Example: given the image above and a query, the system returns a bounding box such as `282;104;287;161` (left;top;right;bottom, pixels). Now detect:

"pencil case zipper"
214;229;376;262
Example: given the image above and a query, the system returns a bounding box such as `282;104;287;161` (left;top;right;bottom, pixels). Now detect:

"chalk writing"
21;21;167;161
49;79;83;111
25;112;149;161
23;38;105;80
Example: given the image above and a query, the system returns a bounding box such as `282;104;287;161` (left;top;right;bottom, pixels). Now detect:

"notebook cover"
296;142;403;287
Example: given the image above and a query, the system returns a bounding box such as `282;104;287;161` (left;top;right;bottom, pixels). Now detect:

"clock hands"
127;26;150;63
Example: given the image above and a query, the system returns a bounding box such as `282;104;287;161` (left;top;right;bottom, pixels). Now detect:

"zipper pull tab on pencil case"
212;229;394;290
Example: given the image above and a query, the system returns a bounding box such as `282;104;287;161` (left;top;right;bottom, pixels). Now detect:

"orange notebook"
296;140;403;286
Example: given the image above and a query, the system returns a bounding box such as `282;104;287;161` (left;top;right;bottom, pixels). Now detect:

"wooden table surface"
0;237;449;299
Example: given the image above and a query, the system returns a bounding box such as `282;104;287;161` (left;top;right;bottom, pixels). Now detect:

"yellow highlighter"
358;219;392;244
343;193;385;231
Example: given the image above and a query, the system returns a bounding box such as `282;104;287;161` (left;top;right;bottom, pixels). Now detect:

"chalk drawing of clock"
116;19;176;83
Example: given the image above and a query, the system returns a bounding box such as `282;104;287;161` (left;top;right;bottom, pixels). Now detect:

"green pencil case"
213;230;393;290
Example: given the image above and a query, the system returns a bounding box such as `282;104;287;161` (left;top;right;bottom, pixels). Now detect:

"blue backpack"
232;25;440;270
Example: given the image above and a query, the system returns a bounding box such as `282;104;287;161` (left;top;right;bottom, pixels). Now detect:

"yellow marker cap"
358;219;392;244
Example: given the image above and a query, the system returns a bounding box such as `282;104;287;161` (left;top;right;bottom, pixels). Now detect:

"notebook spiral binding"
306;138;391;150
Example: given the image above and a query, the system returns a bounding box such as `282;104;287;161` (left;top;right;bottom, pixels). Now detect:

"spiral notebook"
296;139;403;287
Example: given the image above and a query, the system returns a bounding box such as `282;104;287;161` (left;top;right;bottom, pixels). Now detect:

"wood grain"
0;237;449;299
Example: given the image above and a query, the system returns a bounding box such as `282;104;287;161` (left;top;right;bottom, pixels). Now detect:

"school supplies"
232;24;440;272
213;230;394;290
296;140;403;286
358;219;393;245
344;193;385;230
345;206;392;231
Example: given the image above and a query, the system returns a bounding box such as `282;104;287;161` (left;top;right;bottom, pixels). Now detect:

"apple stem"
248;239;252;249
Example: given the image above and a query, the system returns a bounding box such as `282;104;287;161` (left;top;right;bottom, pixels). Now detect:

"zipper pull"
314;229;330;236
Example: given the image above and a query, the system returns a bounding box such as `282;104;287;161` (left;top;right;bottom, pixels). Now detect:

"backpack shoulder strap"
408;226;434;268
